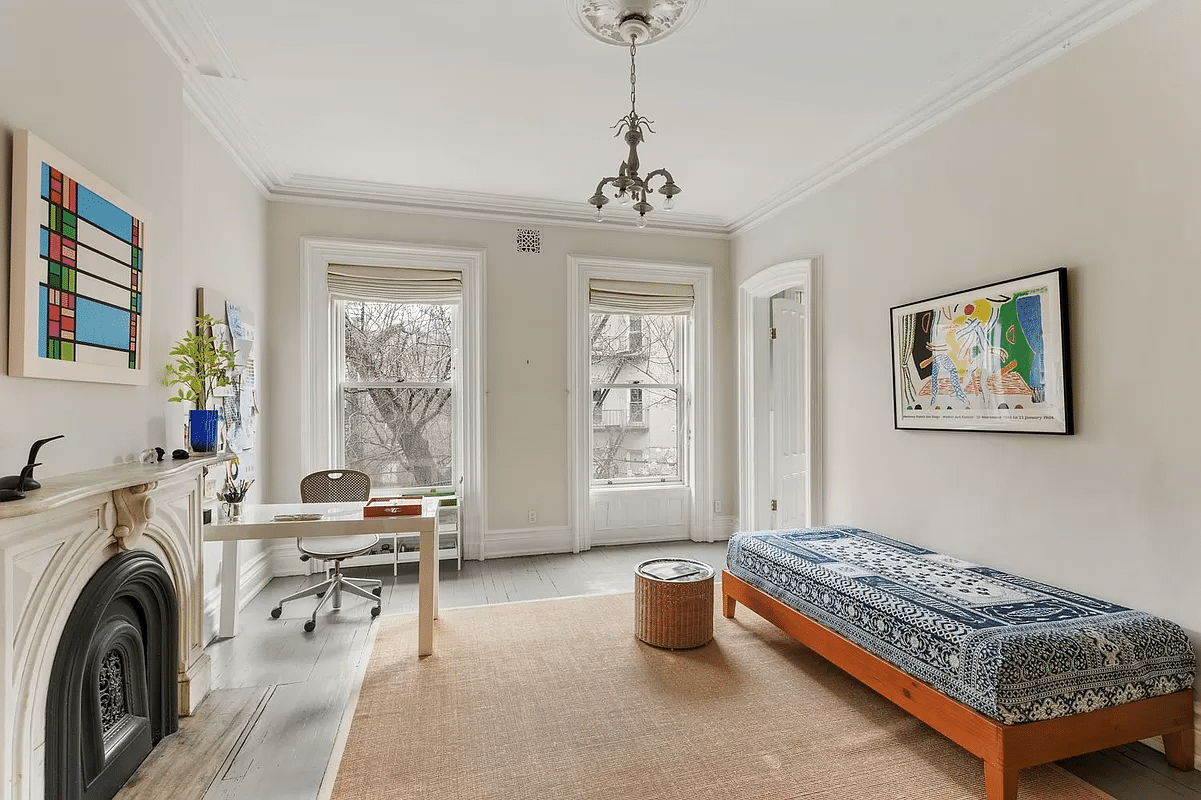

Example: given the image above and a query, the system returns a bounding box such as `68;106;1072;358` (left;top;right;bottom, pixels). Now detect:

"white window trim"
737;257;823;533
568;255;713;551
301;237;487;560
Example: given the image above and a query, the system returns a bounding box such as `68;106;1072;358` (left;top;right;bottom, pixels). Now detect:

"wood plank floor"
127;541;1197;799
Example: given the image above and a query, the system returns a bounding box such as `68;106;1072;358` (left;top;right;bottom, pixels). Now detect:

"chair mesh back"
300;470;372;503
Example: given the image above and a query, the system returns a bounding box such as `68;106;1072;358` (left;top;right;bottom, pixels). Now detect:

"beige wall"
265;203;734;535
732;0;1201;636
0;0;268;483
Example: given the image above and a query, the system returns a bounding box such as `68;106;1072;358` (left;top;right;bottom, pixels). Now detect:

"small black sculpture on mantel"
0;435;64;492
0;463;41;502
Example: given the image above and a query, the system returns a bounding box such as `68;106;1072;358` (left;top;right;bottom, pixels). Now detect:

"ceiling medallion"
568;0;704;47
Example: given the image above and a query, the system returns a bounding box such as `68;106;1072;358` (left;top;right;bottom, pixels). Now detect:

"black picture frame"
890;267;1073;434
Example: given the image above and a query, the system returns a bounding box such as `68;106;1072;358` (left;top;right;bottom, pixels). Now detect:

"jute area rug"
331;593;1114;800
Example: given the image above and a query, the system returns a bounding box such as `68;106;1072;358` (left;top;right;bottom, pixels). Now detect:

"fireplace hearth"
0;456;220;800
46;550;179;800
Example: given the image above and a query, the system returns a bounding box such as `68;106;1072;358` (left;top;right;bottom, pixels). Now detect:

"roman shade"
328;264;462;304
589;279;694;315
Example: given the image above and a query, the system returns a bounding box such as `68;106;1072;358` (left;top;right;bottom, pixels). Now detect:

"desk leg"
219;539;242;638
418;526;435;656
433;538;440;620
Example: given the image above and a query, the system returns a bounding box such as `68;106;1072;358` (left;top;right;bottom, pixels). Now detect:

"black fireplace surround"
46;550;179;800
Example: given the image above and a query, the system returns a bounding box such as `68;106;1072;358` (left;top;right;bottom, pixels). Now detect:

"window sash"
333;297;461;493
590;386;682;485
588;308;688;487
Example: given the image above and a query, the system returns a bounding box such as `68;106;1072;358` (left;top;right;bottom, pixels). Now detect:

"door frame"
737;257;823;532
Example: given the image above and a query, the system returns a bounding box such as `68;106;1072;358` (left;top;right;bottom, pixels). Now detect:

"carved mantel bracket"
112;482;158;550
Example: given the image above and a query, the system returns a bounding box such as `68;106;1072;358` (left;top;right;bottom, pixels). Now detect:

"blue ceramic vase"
190;409;219;452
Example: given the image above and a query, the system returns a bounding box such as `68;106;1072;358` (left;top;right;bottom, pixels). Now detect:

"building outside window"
589;313;684;483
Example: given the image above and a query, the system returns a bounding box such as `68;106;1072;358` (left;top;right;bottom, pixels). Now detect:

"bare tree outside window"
589;313;682;482
341;301;455;489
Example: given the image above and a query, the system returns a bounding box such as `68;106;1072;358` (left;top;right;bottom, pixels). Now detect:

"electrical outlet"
714;499;722;514
527;508;537;525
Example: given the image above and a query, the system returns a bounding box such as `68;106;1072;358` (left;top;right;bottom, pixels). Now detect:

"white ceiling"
132;0;1148;233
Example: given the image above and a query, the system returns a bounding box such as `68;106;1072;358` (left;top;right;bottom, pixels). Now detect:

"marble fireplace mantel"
0;455;226;800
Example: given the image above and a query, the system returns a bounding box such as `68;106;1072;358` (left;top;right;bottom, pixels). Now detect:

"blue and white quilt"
727;527;1196;724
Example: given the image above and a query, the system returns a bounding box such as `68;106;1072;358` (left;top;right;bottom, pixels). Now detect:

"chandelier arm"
644;168;671;185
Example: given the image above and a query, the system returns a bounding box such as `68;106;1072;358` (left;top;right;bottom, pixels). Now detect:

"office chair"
270;469;382;632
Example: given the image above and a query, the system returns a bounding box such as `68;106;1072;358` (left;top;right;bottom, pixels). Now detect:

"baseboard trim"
711;515;739;540
202;548;273;640
484;526;575;559
269;540;308;576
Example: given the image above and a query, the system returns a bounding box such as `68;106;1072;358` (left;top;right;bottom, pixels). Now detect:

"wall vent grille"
516;228;541;254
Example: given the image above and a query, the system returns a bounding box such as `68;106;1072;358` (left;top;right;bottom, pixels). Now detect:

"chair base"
272;558;381;632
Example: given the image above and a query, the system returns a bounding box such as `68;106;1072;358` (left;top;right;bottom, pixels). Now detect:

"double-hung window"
588;279;692;485
328;264;461;492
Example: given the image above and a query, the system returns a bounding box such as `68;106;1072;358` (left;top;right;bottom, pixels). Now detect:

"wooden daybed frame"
722;570;1195;800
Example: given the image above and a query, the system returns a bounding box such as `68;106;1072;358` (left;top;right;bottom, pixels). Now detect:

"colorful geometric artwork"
9;130;149;385
890;268;1072;434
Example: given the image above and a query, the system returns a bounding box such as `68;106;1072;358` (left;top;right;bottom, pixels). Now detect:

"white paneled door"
770;296;807;530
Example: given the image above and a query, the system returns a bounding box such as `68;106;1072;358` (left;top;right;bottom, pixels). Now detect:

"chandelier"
585;14;681;228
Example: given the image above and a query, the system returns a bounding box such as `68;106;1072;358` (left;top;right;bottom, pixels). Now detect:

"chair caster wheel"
304;620;316;633
371;606;381;618
372;586;382;597
317;592;325;598
270;607;282;619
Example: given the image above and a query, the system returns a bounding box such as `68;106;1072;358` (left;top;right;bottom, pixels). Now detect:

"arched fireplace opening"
46;550;180;800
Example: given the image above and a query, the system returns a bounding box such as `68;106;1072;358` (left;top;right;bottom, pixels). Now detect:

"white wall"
0;0;269;640
265;203;734;545
0;0;268;475
0;0;186;472
180;109;271;640
732;0;1201;639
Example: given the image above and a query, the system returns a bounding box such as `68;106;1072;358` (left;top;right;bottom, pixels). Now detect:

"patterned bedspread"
727;527;1195;724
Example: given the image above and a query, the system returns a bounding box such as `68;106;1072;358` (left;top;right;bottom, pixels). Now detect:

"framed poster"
890;267;1072;434
8;129;149;384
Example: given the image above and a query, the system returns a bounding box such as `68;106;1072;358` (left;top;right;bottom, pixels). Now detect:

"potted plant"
165;314;237;452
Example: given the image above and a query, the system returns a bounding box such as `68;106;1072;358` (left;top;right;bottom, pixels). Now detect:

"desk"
204;502;439;655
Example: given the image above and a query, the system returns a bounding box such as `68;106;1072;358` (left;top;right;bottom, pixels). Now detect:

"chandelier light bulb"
664;195;675;210
637;215;648;229
618;191;631;206
595;207;604;222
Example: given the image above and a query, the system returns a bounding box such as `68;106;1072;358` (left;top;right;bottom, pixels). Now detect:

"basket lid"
636;558;714;582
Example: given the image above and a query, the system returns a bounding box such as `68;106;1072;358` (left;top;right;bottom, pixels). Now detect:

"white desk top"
204;501;436;542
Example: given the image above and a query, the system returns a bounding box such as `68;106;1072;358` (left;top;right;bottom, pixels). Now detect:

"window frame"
302;238;486;560
567;255;713;552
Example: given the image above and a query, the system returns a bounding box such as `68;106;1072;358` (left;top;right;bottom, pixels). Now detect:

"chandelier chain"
629;37;637;113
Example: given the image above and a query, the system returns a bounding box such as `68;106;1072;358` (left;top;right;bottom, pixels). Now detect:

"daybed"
723;526;1196;800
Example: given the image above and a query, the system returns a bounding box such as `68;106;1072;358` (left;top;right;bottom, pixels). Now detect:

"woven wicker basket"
634;558;715;649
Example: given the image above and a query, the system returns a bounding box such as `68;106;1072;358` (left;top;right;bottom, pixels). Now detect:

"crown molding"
124;0;240;78
271;175;730;237
182;74;281;195
727;0;1157;235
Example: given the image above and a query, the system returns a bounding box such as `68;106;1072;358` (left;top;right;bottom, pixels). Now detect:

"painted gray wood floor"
132;542;1198;800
